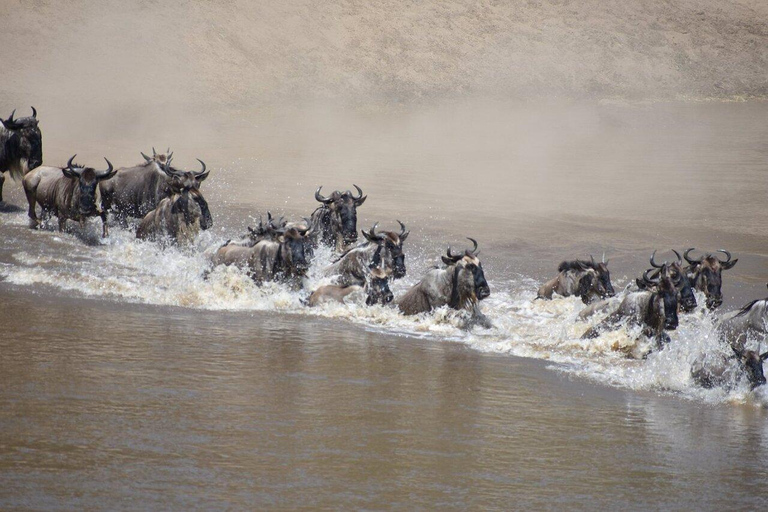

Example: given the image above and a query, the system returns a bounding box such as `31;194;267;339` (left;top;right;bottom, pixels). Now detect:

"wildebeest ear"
441;255;455;265
196;171;210;182
760;351;768;361
636;278;648;290
400;231;409;242
62;166;78;179
722;258;738;270
354;195;367;206
141;152;152;162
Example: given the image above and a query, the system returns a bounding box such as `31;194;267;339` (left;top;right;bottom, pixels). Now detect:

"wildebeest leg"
0;172;4;202
58;216;67;232
101;211;109;238
24;185;39;228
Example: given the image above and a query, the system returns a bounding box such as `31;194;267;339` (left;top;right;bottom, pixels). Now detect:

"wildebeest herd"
2;107;767;392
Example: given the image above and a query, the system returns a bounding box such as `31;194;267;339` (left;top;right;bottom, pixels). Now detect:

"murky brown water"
2;101;768;509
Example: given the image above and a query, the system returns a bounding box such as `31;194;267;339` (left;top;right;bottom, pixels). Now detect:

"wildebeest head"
277;225;314;275
167;174;203;227
315;185;366;247
140;146;172;166
732;346;768;389
642;250;697;312
62;155;117;216
639;265;679;331
362;220;409;279
442;238;490;308
366;267;394;306
1;107;43;171
684;248;737;309
246;211;284;244
162;158;212;230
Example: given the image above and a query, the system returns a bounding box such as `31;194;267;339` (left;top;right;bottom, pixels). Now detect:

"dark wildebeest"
324;221;409;286
397;238;491;327
23;155;116;235
136;174;203;246
307;267;394;307
683;248;737;309
637;250;697;313
310;185;366;251
582;265;679;349
717;286;768;352
537;255;615;304
211;224;314;286
691;345;768;390
0;107;42;202
99;149;212;230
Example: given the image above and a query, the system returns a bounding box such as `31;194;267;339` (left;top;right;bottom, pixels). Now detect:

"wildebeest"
23;155;116;235
691;345;768;390
582;265;679;348
307;267;394;307
0;107;42;202
637;250;697;312
683;248;737;309
211;224;314;285
717;286;768;352
397;239;491;327
99;149;212;230
324;221;408;286
310;185;366;251
537;255;615;304
136;174;203;246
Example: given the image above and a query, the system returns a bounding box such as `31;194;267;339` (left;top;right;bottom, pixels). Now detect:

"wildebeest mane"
558;260;593;273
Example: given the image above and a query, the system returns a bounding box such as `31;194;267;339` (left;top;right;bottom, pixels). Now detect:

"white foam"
1;223;763;406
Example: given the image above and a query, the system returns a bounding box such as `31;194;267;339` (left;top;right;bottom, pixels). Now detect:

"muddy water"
2;101;768;508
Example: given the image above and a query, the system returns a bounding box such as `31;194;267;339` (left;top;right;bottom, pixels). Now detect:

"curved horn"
467;237;478;255
642;269;660;284
397;220;407;237
66;154;78;169
196;158;207;175
101;158;114;175
672;249;682;264
30;106;37;119
717;249;732;264
352;184;364;200
315;186;332;204
590;255;596;266
650;250;663;269
368;222;380;239
446;246;460;260
684;248;702;265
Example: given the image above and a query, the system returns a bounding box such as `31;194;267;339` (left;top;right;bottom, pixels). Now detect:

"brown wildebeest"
397;238;491;329
324;221;408;286
537;254;615;304
0;107;42;202
310;185;366;251
683;248;738;309
23;155;116;236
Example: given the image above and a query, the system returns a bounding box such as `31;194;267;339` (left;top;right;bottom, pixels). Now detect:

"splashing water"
0;210;763;407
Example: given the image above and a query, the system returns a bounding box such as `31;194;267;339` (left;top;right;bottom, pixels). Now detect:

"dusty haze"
2;0;767;113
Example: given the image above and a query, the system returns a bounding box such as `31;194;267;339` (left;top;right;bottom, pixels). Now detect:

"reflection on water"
2;101;768;508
